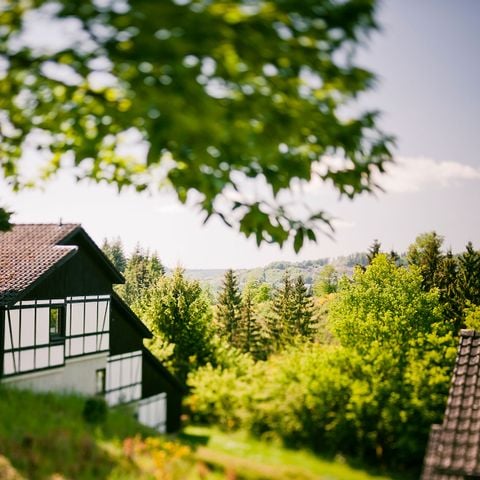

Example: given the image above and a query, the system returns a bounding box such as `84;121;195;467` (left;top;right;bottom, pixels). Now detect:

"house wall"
0;310;4;377
2;352;108;396
142;351;183;433
105;350;142;406
109;307;144;355
137;392;167;433
64;296;110;358
2;296;110;378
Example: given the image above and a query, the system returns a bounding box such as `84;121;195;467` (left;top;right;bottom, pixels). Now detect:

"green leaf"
293;229;304;254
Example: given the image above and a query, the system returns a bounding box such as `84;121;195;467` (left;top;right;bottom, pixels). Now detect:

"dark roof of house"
0;223;123;306
421;330;480;479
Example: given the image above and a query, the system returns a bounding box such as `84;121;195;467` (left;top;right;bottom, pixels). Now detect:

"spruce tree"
435;250;463;331
290;275;315;338
121;246;165;307
459;242;480;305
241;285;265;360
389;250;400;265
216;269;242;347
407;232;444;291
102;237;127;273
367;239;382;265
269;273;293;349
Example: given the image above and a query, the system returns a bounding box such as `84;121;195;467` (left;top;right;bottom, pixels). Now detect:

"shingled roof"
421;330;480;479
0;223;80;306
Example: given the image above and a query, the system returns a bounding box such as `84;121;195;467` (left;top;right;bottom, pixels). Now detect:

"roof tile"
0;224;79;305
422;330;480;478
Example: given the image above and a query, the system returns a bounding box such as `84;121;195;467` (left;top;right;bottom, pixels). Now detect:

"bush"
82;397;108;425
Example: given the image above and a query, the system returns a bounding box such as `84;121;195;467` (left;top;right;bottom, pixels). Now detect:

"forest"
102;232;480;475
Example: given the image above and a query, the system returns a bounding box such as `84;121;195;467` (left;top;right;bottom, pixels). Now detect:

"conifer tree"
407;231;444;290
459;242;480;305
389;250;401;265
102;237;127;273
436;250;464;331
241;284;265;360
121;246;165;307
269;273;293;349
367;239;382;265
216;270;242;347
290;275;315;338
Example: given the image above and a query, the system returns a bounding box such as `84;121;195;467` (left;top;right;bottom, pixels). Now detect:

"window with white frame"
105;351;142;406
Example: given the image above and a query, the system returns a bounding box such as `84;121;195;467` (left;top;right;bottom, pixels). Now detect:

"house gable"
25;247;114;300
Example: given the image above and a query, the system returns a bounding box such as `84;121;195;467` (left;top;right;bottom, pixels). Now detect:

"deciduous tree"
329;255;456;465
0;0;393;245
313;264;338;297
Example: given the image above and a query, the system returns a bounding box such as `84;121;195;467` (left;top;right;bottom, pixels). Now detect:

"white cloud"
377;156;480;193
331;219;356;230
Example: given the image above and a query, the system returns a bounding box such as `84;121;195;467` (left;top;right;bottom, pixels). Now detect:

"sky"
3;0;480;269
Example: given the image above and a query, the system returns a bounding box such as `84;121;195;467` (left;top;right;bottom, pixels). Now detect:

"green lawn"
0;386;189;480
181;426;402;480
0;387;408;480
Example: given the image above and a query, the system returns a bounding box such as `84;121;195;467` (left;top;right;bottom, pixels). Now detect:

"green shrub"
82;397;108;425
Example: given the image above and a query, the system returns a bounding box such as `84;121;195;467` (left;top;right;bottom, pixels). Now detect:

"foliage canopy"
0;0;392;248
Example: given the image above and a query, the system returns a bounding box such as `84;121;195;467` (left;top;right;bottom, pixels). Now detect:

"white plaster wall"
138;393;167;433
2;352;108;396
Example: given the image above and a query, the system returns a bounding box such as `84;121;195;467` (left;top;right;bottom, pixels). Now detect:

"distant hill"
184;252;371;293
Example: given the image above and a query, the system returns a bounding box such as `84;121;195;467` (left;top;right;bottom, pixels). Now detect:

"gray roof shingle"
0;223;80;305
421;330;480;479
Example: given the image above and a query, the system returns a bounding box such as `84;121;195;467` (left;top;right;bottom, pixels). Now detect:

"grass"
0;387;406;480
0;386;190;479
180;426;400;480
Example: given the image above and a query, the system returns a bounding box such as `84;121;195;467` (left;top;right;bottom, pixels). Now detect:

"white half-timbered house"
0;224;183;433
